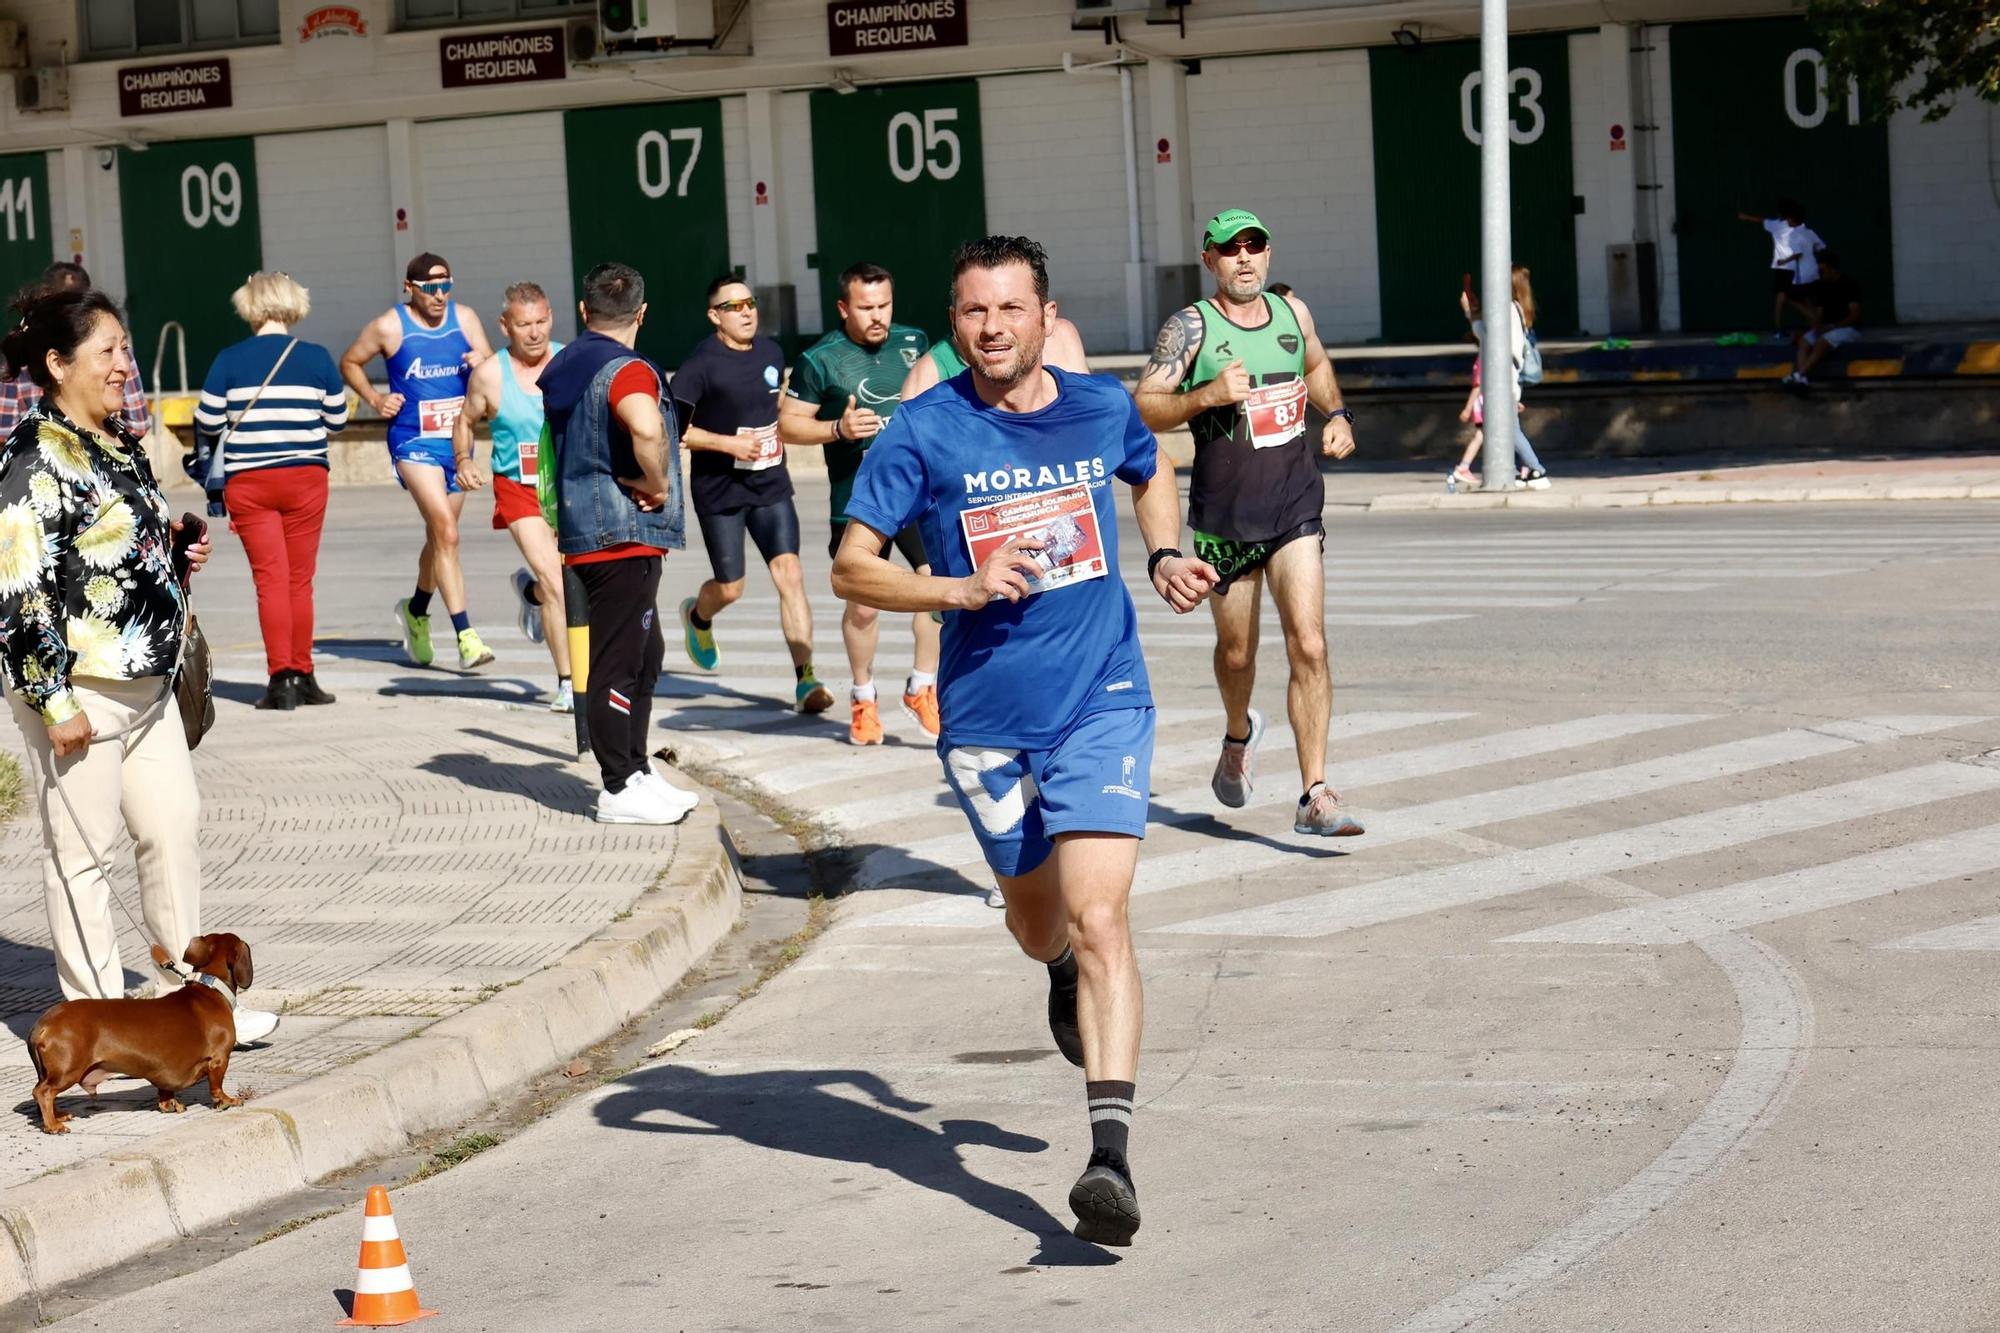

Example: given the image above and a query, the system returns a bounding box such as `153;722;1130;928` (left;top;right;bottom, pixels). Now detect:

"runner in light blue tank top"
341;252;498;672
450;281;573;710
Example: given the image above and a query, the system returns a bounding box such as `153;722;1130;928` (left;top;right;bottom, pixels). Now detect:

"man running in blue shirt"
833;236;1217;1248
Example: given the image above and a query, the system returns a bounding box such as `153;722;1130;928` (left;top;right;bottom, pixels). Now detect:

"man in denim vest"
540;262;698;826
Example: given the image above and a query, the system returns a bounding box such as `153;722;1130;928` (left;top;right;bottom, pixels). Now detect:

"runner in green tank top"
1135;207;1365;839
776;261;943;747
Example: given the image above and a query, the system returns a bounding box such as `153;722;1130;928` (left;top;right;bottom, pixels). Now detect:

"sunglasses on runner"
411;279;453;295
1211;235;1269;258
711;296;757;313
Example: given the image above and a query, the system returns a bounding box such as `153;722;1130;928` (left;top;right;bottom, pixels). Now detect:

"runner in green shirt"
1135;207;1364;838
777;261;942;747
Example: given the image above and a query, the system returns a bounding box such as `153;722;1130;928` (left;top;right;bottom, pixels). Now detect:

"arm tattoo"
1139;307;1203;390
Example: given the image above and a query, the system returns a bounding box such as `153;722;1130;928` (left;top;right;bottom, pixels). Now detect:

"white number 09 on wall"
179;162;242;229
887;108;961;183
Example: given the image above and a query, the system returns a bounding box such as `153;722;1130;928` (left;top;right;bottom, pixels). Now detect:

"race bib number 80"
960;482;1107;595
733;423;783;472
1243;379;1307;449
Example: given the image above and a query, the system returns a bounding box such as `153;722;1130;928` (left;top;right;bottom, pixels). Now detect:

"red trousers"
224;466;329;677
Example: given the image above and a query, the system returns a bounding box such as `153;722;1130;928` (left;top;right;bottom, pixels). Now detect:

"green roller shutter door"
1669;18;1893;331
1369;36;1578;343
809;79;985;334
0;153;53;309
563;99;729;367
119;138;262;386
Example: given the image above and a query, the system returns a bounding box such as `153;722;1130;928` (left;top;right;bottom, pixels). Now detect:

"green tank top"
930;339;967;379
1177;293;1320;542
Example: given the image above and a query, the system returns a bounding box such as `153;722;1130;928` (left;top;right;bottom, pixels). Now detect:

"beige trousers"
9;675;202;1000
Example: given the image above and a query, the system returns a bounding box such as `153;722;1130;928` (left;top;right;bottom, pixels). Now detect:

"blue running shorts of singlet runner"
388;435;461;494
941;706;1155;879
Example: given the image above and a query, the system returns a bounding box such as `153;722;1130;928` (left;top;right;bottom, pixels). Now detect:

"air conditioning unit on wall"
15;67;68;114
598;0;716;46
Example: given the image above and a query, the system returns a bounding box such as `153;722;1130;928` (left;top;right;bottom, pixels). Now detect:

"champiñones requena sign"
439;26;566;89
117;58;232;117
826;0;968;57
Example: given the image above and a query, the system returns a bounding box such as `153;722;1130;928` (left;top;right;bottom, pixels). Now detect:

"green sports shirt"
785;323;929;522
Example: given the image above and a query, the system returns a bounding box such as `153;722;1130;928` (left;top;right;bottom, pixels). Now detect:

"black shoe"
293;671;336;705
1049;976;1083;1068
1069;1148;1140;1246
254;673;299;711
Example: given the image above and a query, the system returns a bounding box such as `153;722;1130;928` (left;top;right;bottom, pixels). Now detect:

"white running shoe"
550;679;575;714
634;769;701;816
233;1007;280;1047
595;780;693;825
512;568;544;644
986;886;1006;909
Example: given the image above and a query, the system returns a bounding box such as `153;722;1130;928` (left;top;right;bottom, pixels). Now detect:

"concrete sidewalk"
1346;452;2000;512
0;587;742;1304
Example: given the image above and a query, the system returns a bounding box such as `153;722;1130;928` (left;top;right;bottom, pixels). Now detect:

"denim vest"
547;353;684;558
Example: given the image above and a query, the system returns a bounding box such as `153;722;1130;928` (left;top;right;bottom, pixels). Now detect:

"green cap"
1203;208;1270;249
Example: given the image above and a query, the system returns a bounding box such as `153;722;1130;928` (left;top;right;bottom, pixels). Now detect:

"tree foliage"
1809;0;2000;122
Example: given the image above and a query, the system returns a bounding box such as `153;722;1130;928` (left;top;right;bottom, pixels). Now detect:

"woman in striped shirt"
194;272;350;711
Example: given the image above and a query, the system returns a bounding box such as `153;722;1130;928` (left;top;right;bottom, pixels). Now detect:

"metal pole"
1479;0;1518;491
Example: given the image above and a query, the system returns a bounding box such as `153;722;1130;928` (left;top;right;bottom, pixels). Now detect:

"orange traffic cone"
337;1185;438;1326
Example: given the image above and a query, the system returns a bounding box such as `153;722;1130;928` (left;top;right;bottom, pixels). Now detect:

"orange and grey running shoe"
849;696;884;746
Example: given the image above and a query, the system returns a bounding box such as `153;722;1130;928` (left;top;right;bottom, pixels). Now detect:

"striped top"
193;333;350;474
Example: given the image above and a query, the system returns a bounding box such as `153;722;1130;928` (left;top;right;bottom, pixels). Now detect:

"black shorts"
1771;269;1797;295
829;520;928;569
694;497;802;584
1191;518;1325;595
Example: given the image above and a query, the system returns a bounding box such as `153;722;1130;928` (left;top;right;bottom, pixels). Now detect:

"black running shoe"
1048;976;1083;1067
1069;1148;1141;1246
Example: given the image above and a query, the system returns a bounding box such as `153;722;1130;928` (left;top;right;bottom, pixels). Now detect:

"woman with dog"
0;283;278;1043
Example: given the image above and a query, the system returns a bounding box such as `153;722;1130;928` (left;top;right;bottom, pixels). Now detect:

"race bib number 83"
1243;379;1307;449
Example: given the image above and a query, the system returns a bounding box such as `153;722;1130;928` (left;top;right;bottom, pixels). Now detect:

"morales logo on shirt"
962;457;1106;496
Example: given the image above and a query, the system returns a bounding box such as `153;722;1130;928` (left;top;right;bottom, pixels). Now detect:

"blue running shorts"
942;706;1154;879
388;436;461;494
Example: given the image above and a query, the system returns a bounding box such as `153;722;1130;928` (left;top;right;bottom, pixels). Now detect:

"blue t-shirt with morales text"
844;367;1158;751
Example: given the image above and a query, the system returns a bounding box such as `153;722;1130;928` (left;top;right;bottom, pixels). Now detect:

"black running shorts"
694;497;803;585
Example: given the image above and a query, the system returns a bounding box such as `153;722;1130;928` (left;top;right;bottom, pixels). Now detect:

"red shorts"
492;475;543;530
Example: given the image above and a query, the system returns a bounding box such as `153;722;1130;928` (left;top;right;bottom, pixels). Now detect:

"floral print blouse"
0;405;186;725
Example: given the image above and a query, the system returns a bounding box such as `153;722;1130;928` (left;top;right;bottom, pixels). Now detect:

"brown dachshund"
27;933;255;1134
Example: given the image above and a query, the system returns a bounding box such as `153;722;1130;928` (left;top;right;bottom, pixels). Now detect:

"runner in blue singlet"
341;252;498;671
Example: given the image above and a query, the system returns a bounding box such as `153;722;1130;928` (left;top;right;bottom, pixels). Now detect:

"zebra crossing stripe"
814;711;1455;836
1333;713;1705;787
1506;823;2000;946
1878;915;2000;951
1160;761;2000;940
1148;711;1468;777
853;715;1709;928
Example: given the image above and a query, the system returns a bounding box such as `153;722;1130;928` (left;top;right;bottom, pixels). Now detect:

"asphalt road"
52;483;2000;1332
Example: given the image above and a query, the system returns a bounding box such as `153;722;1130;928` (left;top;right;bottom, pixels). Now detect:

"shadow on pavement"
595;1064;1119;1266
417;752;596;817
1149;802;1352;860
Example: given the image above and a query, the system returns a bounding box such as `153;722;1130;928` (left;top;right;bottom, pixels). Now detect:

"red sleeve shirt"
565;358;670;568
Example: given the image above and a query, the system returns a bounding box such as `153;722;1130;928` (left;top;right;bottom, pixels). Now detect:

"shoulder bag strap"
207;338;299;490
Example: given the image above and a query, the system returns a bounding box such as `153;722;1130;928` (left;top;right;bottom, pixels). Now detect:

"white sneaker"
986;886;1006;909
596;777;694;825
513;568;544;644
233;1007;280;1047
634;769;700;815
550;679;575;714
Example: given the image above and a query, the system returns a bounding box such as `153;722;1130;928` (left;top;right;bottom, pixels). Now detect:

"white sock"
852;682;877;701
906;670;936;692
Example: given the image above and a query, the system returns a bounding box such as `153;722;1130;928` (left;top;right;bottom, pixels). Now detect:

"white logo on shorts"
1101;752;1142;800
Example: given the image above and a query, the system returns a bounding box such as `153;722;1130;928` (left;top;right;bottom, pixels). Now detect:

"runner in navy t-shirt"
834;237;1218;1249
671;275;832;714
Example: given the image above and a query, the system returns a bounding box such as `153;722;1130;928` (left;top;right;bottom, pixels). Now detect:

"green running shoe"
680;598;718;671
395;599;433;667
457;627;495;670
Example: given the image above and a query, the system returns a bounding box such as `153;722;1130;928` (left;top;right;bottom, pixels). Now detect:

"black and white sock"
1046;944;1078;990
1087;1079;1134;1161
